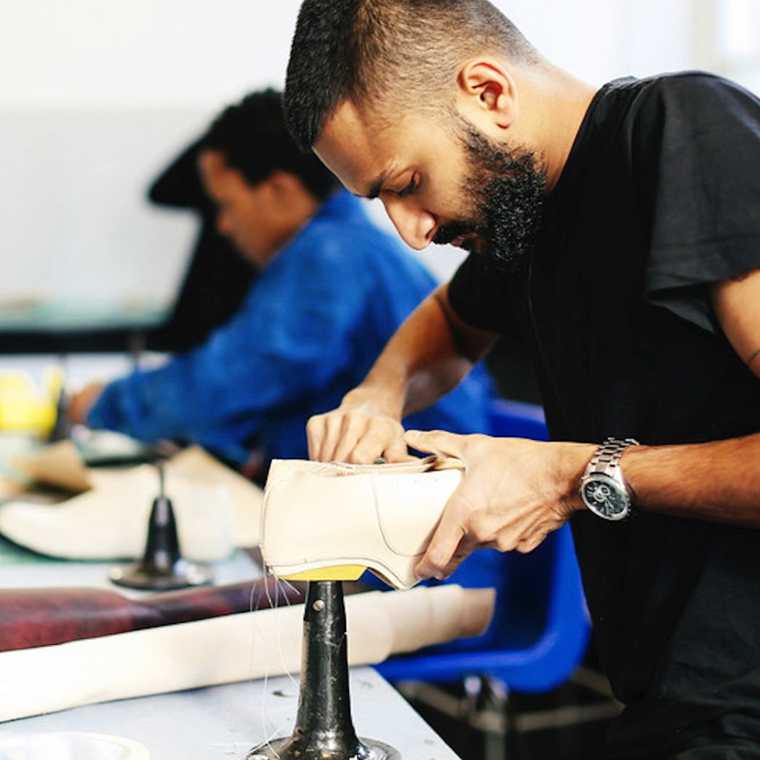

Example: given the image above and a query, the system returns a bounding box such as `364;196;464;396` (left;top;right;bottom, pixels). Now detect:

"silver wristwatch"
579;437;639;521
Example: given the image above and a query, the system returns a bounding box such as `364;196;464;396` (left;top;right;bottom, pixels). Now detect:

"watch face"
582;477;629;520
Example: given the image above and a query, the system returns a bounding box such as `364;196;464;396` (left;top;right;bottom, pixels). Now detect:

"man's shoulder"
583;71;760;169
632;70;735;92
613;71;760;122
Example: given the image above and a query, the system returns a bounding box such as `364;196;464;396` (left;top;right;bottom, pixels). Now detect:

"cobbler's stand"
109;461;213;590
248;580;400;760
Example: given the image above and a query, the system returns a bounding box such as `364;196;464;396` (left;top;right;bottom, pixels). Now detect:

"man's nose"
383;198;436;250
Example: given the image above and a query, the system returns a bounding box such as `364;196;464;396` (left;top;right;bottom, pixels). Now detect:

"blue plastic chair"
376;399;590;693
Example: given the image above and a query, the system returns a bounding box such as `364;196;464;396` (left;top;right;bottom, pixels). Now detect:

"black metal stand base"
110;463;213;591
109;557;212;590
249;735;399;760
248;581;400;760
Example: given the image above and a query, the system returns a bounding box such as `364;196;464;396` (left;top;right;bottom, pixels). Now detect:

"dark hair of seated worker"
199;88;339;201
146;89;342;353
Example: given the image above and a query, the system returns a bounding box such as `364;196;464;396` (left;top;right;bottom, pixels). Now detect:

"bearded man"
284;0;760;756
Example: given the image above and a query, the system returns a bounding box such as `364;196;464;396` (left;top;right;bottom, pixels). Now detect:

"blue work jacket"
89;191;494;464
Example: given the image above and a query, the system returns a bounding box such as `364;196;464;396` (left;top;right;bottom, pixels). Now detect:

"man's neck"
258;189;322;268
512;63;599;192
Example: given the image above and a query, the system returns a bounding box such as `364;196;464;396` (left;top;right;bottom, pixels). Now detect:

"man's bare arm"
387;282;496;416
307;282;497;463
620;267;760;523
712;267;760;377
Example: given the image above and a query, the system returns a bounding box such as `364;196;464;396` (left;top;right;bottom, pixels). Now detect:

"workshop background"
1;1;759;759
2;0;759;328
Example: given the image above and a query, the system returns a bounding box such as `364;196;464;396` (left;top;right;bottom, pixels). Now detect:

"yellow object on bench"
0;368;61;435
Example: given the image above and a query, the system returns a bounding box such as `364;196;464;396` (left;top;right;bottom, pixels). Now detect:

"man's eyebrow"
364;169;391;200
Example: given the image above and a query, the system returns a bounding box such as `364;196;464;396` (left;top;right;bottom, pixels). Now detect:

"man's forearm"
355;283;496;419
619;433;760;526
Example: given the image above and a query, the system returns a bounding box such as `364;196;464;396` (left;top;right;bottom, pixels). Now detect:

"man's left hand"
407;429;595;580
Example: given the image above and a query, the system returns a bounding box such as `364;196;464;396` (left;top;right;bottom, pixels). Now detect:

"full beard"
434;120;546;273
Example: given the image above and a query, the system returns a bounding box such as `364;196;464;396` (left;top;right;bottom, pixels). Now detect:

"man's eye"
397;176;418;198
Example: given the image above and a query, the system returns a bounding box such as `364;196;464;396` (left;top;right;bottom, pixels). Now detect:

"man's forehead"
314;99;408;197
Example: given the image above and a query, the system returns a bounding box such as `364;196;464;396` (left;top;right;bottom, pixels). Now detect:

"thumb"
382;435;417;463
404;429;465;459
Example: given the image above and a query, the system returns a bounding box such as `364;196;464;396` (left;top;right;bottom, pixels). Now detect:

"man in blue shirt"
70;90;493;474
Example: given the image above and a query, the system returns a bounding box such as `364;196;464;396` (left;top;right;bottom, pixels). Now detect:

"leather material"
0;447;263;561
0;466;234;562
261;458;463;589
0;584;494;722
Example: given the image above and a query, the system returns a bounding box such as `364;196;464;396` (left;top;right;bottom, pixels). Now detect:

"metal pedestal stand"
109;462;213;590
248;580;400;760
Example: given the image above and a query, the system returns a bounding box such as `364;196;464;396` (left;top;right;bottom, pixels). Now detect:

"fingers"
404;429;465;460
415;526;465;581
332;413;380;463
418;534;480;581
307;410;410;463
414;488;475;580
349;427;413;463
307;413;338;461
308;412;366;462
382;436;416;463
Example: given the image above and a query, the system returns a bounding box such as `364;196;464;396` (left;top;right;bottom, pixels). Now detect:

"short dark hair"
284;0;537;150
200;88;339;200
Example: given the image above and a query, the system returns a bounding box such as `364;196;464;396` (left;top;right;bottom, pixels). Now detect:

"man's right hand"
307;283;492;464
307;387;413;463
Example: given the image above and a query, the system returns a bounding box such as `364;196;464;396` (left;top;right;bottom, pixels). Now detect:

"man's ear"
455;59;518;132
266;169;303;197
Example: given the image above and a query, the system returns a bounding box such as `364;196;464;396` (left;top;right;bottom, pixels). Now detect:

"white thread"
249;574;301;756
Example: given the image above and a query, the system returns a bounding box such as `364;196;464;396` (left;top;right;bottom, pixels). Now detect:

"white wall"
0;0;302;323
0;0;758;323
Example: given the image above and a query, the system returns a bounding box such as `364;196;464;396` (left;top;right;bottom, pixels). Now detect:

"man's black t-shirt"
449;73;760;751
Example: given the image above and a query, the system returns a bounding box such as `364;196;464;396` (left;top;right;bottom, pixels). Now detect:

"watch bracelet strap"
587;437;640;478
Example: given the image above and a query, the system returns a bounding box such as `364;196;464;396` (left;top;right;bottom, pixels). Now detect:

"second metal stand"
248;581;400;760
110;461;213;590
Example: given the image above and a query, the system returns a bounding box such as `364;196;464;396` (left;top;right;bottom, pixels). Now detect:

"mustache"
433;221;480;246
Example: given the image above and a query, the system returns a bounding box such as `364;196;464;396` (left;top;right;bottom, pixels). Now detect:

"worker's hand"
68;382;106;426
307;387;414;464
406;429;594;580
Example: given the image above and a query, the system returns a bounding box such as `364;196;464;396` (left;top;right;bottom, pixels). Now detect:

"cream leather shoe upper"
261;457;463;589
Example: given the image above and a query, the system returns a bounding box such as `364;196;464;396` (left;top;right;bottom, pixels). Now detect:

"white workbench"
2;667;458;760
